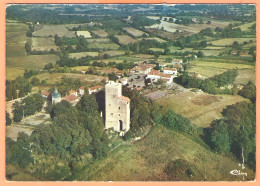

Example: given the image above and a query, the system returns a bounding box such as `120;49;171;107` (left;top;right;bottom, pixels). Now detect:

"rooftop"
89;85;102;91
120;96;130;103
63;94;78;102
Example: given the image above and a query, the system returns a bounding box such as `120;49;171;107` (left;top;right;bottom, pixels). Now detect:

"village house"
69;90;78;97
171;58;183;64
89;85;102;95
78;86;86;96
240;52;252;58
130;63;156;75
41;90;50;99
63;94;80;106
173;64;184;71
231;50;238;55
163;68;178;76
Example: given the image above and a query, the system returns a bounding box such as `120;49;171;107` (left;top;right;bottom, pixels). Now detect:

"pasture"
86;38;110;43
148;48;164;52
76;31;92;38
91;29;108;37
235;21;255;31
157;91;248;128
209;38;256;46
115;35;137;45
33;25;76;37
187;60;254;78
122;27;147;37
6;67;25;80
181;48;225;56
6;22;28;39
35;72;104;85
69;52;99;59
88;43;120;50
234;68;256;85
141;37;166;43
31;37;59;51
103;50;126;57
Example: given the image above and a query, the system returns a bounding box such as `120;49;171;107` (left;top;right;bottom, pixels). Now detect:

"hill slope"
73;125;255;181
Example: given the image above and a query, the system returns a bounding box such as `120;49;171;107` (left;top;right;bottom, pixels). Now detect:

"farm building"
69;90;78;97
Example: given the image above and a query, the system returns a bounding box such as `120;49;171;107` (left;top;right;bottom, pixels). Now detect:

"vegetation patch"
86;38;110;43
31;37;59;51
76;31;92;38
91;29;108;37
33;25;76;37
122;27;147;37
115;35;137;45
69;52;99;59
209;38;256;46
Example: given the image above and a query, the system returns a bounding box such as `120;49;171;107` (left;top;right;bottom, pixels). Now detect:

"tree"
31;77;40;86
197;51;204;58
209;120;231;153
108;72;118;81
25;43;31;54
6;112;12;125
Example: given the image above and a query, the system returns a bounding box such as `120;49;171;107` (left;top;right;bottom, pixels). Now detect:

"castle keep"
105;81;130;135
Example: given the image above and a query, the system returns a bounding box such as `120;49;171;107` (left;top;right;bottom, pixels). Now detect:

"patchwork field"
157;91;249;128
146;28;191;40
122;27;147;37
31;37;59;51
187;60;254;78
115;35;137;45
148;48;164;52
103;50;126;57
74;125;254;181
33;25;76;37
76;31;92;38
91;29;108;37
181;48;225;56
234;68;256;85
69;52;99;59
209;38;256;46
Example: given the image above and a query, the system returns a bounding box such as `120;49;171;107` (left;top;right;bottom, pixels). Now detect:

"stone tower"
105;81;130;135
52;86;61;104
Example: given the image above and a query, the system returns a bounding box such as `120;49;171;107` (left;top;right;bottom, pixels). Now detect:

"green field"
73;125;255;181
33;24;76;38
88;43;120;50
30;37;59;51
6;67;25;80
115;35;137;45
187;60;254;78
69;52;99;59
148;48;164;52
235;21;255;31
157;91;249;128
209;38;256;46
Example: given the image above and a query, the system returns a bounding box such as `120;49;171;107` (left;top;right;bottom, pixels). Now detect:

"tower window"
113;95;115;98
109;104;111;106
111;113;113;116
118;107;120;110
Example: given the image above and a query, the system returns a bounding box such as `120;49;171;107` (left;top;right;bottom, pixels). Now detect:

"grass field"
86;38;110;43
243;42;256;49
181;48;225;56
141;37;166;43
6;67;25;80
148;48;164;52
69;52;99;59
234;68;256;85
103;50;126;57
6;22;28;39
157;91;249;127
115;35;137;45
31;37;59;51
122;27;147;37
91;29;108;37
76;31;92;38
33;25;76;37
74;125;254;181
187;60;254;78
234;21;255;32
209;38;256;46
35;72;104;85
88;43;120;50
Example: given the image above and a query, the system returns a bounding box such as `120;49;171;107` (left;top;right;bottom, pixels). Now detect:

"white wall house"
163;68;178;76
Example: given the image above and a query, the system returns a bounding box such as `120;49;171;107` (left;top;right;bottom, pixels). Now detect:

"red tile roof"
41;90;50;97
120;96;130;102
69;90;77;94
164;68;177;71
79;86;86;90
89;86;102;91
63;94;78;102
158;74;172;78
148;69;160;75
